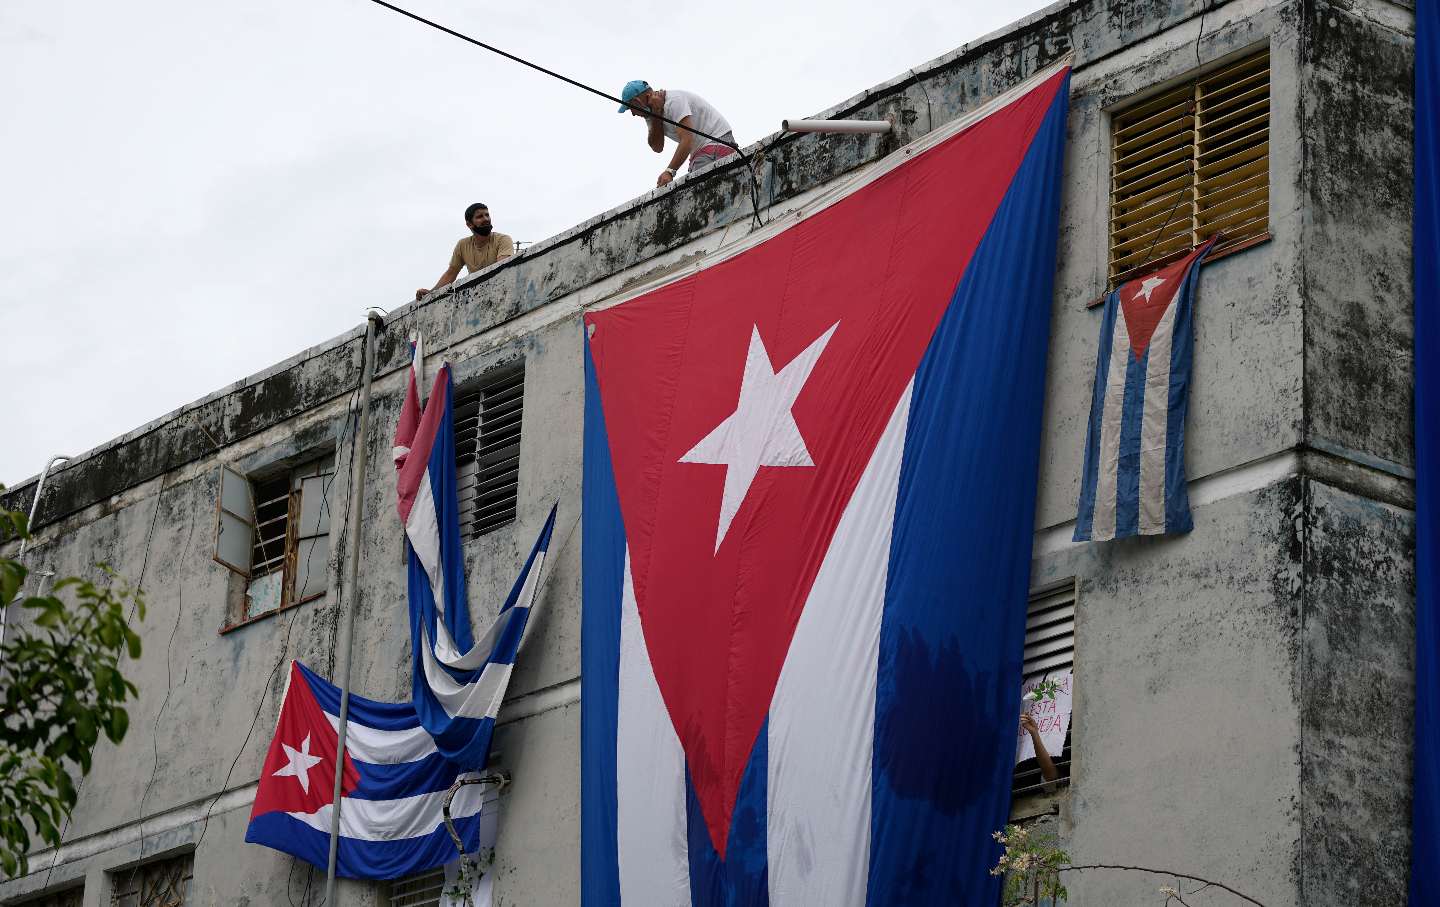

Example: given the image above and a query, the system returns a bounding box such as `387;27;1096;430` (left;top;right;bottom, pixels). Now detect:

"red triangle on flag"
1117;243;1210;360
249;662;359;820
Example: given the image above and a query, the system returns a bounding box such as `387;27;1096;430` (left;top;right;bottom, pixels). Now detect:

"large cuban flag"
581;61;1071;905
394;344;558;769
1073;239;1214;542
245;661;497;878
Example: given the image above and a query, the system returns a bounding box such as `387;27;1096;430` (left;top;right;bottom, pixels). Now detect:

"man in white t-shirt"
617;80;737;187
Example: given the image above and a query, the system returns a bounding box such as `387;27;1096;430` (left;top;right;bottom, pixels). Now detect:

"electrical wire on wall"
192;382;363;855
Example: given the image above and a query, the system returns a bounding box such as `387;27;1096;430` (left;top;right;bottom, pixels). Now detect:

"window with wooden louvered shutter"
455;363;525;540
1012;579;1076;799
1109;48;1270;286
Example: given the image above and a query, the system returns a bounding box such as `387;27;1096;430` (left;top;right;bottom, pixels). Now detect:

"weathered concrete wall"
0;0;1421;904
1302;0;1416;473
1300;478;1414;905
1033;481;1304;907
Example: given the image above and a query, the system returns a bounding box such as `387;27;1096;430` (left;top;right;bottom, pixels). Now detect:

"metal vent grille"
110;853;193;907
386;867;446;907
456;364;525;540
1012;579;1075;798
1109;47;1269;285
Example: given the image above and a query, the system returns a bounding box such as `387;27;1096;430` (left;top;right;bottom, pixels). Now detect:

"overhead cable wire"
361;0;767;226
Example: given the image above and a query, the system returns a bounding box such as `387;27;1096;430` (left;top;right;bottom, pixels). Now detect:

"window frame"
384;866;446;907
1011;578;1076;803
109;852;193;907
454;361;525;542
215;451;336;630
1106;45;1271;289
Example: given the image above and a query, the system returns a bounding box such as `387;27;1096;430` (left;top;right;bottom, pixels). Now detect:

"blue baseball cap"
617;80;650;113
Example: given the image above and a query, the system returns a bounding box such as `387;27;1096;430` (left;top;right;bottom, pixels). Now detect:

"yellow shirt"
448;233;515;274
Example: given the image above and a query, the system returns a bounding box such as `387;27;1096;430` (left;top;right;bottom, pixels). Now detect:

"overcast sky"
0;0;1052;487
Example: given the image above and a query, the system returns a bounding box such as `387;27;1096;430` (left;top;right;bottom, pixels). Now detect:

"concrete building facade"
0;0;1418;904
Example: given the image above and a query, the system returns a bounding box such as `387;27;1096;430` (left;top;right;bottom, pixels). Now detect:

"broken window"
455;363;525;540
1012;579;1075;800
1109;47;1270;285
110;852;192;907
385;866;446;907
213;452;335;624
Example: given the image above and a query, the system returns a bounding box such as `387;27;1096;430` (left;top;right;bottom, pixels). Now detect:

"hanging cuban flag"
244;661;498;879
581;60;1071;905
394;344;559;768
1073;238;1216;543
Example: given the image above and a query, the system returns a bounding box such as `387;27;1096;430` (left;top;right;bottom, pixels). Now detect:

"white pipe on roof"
782;118;892;134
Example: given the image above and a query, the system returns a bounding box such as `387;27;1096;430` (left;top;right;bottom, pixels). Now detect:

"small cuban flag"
244;661;498;879
1074;238;1216;542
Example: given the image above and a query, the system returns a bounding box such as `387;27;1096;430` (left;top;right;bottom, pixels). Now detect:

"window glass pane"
219;466;252;517
216;511;254;574
247;570;284;617
297;475;332;537
294;536;329;601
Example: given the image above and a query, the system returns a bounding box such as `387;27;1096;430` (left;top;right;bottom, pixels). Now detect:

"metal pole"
325;312;383;906
781;117;893;134
1;454;70;651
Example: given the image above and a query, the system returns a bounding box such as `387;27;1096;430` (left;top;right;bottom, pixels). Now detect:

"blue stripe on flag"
298;661;423;731
581;340;624;907
244;810;481;880
685;719;769;907
1073;291;1120;541
1114;346;1149;538
1164;256;1199;535
868;72;1068;906
431;375;475;655
347;752;465;801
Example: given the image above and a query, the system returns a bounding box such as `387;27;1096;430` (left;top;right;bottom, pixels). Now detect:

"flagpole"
326;310;383;906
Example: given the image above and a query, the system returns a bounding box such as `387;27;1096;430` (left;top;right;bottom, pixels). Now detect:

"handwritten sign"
1015;670;1073;765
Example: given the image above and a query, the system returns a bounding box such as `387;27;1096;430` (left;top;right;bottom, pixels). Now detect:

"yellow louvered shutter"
1109;48;1270;285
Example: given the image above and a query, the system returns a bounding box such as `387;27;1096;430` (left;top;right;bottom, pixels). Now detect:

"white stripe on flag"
439;546;547;672
420;630;514;720
1137;300;1179;534
1091;307;1133;541
324;714;437;765
767;382;911;906
287;774;491;842
616;552;691;904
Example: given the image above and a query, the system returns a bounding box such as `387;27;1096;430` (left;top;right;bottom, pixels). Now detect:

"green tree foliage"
0;498;144;879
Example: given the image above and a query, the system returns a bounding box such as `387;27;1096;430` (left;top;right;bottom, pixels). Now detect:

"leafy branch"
993;824;1267;907
0;495;145;879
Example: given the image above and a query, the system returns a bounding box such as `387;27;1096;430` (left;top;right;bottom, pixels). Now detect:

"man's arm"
1020;713;1060;789
657;116;697;186
416;265;461;301
417;246;465;300
496;234;515;260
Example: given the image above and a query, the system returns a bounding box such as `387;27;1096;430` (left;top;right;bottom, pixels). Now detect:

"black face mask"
471;223;493;236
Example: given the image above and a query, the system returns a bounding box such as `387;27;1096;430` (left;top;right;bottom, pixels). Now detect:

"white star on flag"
273;732;325;794
680;322;839;552
1134;275;1166;302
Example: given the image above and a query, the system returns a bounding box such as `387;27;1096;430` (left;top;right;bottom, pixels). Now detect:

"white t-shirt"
660;90;733;150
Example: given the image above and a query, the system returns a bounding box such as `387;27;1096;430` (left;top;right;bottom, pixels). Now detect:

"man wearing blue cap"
618;80;737;188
